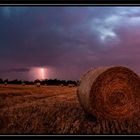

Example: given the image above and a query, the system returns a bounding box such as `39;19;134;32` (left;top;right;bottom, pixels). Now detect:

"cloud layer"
0;7;140;80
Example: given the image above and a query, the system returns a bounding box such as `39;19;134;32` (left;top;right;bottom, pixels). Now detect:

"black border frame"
0;1;140;139
0;0;140;4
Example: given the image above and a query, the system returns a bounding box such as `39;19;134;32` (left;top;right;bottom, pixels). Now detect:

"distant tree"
0;78;3;84
34;79;41;84
61;80;67;86
66;80;77;86
1;78;78;86
4;79;9;83
9;79;22;84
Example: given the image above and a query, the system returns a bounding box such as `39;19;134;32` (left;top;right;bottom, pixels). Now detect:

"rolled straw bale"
4;82;7;86
22;82;25;86
36;82;41;87
60;84;64;87
77;66;140;120
68;84;75;87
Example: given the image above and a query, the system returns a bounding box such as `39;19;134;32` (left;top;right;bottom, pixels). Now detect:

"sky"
0;6;140;81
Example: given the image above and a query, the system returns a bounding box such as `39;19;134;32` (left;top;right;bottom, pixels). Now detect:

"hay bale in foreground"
77;66;140;121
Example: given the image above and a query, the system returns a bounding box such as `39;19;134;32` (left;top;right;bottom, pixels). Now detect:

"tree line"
0;78;79;86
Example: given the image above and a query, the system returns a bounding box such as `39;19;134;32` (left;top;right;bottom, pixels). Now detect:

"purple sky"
0;6;140;81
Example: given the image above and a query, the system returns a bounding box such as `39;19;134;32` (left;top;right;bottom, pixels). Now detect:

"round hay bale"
77;66;140;121
4;82;7;86
60;84;64;87
22;82;25;86
68;84;73;87
36;82;41;87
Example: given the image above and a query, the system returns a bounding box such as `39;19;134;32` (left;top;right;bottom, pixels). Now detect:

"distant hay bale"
68;84;75;87
4;82;7;86
22;83;25;86
36;82;41;87
77;66;140;121
60;84;64;87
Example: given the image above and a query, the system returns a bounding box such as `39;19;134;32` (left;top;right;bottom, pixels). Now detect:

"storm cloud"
0;7;140;80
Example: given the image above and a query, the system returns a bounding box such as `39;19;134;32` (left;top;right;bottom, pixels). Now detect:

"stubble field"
0;84;140;135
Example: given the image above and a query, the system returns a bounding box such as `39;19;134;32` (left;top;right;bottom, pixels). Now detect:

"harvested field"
0;84;140;134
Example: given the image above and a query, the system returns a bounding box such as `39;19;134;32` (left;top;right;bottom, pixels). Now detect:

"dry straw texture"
77;66;140;121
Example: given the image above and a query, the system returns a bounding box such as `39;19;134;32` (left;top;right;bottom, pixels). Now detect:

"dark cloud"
0;68;30;73
0;7;140;80
14;68;30;72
